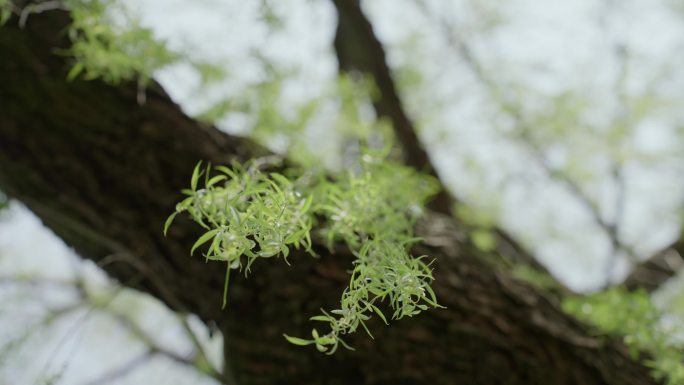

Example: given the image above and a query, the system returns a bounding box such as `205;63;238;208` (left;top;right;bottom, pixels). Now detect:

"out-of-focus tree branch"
0;269;223;383
329;0;564;288
330;0;453;215
412;2;673;291
79;350;153;385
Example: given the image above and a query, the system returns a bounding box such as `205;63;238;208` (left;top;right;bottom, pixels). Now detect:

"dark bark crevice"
0;9;659;385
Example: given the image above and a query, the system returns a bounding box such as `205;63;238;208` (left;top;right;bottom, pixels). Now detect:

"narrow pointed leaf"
191;161;203;191
163;211;179;236
191;228;220;255
283;335;315;346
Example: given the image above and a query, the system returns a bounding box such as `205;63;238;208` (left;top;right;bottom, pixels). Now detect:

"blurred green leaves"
0;0;12;26
564;288;684;385
62;0;224;99
64;0;180;87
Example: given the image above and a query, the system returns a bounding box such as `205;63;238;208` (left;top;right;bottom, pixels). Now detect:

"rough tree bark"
0;7;660;385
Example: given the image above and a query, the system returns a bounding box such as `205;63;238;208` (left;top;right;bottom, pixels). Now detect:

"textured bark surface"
0;10;659;385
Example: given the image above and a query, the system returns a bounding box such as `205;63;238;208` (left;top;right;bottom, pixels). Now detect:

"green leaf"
191;228;220;255
206;174;227;188
215;165;237;179
67;62;85;81
283;334;315;346
370;304;388;325
228;206;242;226
300;194;313;213
270;173;291;187
471;229;496;252
423;285;443;308
359;319;374;339
337;337;355;351
191;161;203;191
203;162;213;185
206;232;223;259
264;178;285;197
163;211;179;236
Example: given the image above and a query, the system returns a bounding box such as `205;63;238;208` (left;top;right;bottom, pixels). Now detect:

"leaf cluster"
64;0;180;87
317;149;438;249
291;239;439;354
166;161;314;308
168;151;443;354
0;0;12;26
285;150;441;353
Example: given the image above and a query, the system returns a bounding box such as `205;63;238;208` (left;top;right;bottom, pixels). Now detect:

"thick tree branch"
0;9;658;385
624;236;684;292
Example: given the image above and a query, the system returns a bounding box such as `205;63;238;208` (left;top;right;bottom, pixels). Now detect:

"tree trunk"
0;10;658;385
